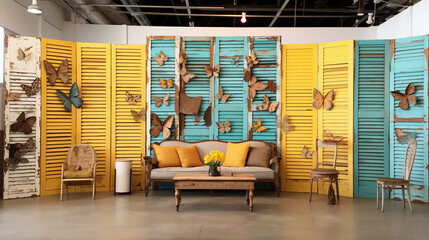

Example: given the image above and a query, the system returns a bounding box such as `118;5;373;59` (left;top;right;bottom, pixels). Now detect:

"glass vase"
208;164;221;176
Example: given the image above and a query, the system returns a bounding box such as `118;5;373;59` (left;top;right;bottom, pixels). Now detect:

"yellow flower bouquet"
204;150;225;176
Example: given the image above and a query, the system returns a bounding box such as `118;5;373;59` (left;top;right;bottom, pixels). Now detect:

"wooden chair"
377;140;417;212
309;139;340;202
60;144;97;201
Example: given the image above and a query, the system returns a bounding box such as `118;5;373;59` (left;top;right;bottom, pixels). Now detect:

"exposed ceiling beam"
269;0;291;27
185;0;195;27
55;0;92;24
119;0;151;26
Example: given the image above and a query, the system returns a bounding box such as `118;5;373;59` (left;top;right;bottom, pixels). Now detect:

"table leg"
249;189;254;212
175;189;181;212
246;189;250;205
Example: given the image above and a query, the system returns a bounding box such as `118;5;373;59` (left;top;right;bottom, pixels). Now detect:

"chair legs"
309;177;313;202
92;180;96;200
309;175;339;202
335;175;340;201
401;186;405;208
377;183;413;213
60;180;63;201
376;184;379;208
381;183;385;212
406;186;413;212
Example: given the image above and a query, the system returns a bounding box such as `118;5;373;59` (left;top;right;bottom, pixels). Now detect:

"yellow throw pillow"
176;145;204;168
152;145;181;168
223;142;251;167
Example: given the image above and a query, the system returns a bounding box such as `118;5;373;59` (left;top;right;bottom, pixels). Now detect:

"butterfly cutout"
11;112;36;134
125;91;141;105
21;77;40;97
216;118;231;133
153;51;168;66
313;89;334;110
395;129;416;144
216;85;231;103
180;65;197;83
179;51;188;65
56;82;83;112
251;118;267;133
268;80;276;92
258;94;279;112
17;47;31;62
150;113;174;139
248;76;267;99
390;83;417;110
231;57;239;66
280;115;294;133
5;150;28;171
16;137;35;154
44;59;69;85
323;130;343;143
204;64;220;78
301;146;314;159
6;90;22;101
130;108;146;122
153;94;170;108
158;78;173;89
204;105;212;127
245;50;259;68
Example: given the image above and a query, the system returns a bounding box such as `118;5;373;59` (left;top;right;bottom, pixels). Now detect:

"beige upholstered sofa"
143;140;281;197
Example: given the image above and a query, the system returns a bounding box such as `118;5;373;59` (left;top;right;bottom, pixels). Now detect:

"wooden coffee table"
173;174;256;212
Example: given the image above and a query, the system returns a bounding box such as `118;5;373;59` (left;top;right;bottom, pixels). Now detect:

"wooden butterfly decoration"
216;118;231;133
257;94;279;112
5;89;21;101
268;80;276;92
10;112;36;134
179;51;188;65
153;93;170;108
280;115;294;133
301;146;314;159
153;51;168;66
158;78;173;89
216;85;231;103
204;105;212;127
17;47;31;62
21;77;40;97
251;118;267;133
56;82;83;112
180;65;197;83
245;50;259;68
390;83;417;110
231;57;240;66
5;150;28;171
44;59;69;85
313;89;334;110
323;130;343;143
395;129;416;144
248;76;267;99
130;108;146;122
150;113;174;139
125;91;141;105
16;137;35;154
204;64;220;78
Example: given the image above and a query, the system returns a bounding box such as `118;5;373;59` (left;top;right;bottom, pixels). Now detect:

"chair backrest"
66;144;97;171
403;140;417;181
315;139;338;169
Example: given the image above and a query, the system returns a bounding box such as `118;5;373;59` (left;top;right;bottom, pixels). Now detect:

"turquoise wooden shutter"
390;35;429;202
353;40;390;198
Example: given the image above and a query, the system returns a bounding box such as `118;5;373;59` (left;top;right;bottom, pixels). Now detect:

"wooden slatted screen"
353;40;390;198
41;38;76;195
281;44;318;192
3;35;41;199
318;40;354;197
111;44;146;190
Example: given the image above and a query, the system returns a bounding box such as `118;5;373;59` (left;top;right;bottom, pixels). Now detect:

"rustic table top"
173;173;256;181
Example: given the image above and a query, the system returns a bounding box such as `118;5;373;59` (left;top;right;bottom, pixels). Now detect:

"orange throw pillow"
152;145;181;168
176;145;204;168
223;142;250;167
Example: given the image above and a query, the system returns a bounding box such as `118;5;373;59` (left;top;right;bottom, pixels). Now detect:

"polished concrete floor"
0;190;428;240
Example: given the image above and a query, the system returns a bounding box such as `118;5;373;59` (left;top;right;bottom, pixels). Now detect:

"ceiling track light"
28;0;42;15
241;12;247;23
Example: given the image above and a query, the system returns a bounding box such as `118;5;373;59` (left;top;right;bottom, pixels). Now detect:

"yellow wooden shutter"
281;44;318;192
318;40;354;197
76;43;111;191
41;38;76;195
111;44;146;190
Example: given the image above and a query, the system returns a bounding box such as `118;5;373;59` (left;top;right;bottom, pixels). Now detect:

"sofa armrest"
270;156;281;175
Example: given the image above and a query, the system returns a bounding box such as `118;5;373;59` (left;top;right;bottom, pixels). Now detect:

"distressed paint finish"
318;40;354;197
389;35;429;202
111;44;146;191
281;44;318;192
41;38;76;195
353;40;390;198
3;35;41;199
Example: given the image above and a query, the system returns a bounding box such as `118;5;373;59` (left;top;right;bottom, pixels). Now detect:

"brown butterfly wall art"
204;64;220;78
257;94;279;112
248;76;267;99
21;77;40;97
251;118;267;133
158;78;173;89
44;59;69;85
153;94;169;107
301;146;313;159
180;65;197;83
231;57;240;66
5;89;22;101
245;50;259;68
313;89;334;110
280;115;294;133
323;130;343;143
17;47;31;62
216;118;231;133
5;150;28;171
10;112;36;134
125;91;141;105
390;83;417;110
130;108;146;122
395;129;416;144
216;85;231;103
16;137;35;154
150;113;174;139
153;51;168;66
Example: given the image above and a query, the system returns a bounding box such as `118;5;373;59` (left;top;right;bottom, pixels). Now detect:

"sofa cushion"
151;166;274;180
176;145;204;168
153;145;181;168
223;142;250;167
246;147;271;168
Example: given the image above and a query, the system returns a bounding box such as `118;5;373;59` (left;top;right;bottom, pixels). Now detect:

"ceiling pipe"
55;0;92;23
269;0;291;27
119;0;151;26
73;0;111;24
184;0;195;27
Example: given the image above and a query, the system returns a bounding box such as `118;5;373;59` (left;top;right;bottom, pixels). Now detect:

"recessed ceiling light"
28;0;42;15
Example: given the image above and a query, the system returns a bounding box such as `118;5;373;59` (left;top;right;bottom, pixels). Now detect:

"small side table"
114;160;132;195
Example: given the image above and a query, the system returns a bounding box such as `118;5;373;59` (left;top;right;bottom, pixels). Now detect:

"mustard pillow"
176;145;204;168
152;145;181;168
223;142;251;167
